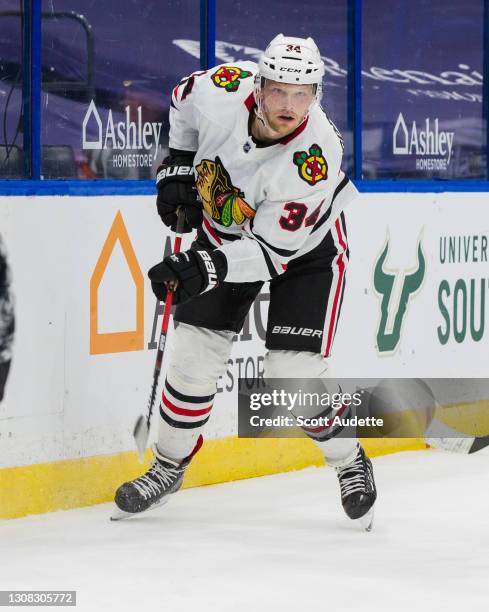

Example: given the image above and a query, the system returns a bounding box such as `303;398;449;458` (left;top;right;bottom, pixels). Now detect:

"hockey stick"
425;436;489;454
424;410;489;454
363;380;489;455
133;208;185;462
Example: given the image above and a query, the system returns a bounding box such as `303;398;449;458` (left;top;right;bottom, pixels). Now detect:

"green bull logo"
374;238;426;353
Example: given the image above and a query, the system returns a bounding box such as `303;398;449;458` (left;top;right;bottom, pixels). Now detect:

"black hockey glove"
148;248;227;304
155;150;202;233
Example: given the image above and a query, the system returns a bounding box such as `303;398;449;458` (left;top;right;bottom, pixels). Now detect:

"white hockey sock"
157;377;215;461
314;436;359;468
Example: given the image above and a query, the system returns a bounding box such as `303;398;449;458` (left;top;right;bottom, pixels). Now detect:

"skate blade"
110;509;135;522
110;496;170;522
357;508;374;532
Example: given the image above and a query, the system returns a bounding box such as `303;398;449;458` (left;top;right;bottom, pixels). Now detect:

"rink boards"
1;192;488;518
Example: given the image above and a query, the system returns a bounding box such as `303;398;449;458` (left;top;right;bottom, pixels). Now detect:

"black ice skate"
335;444;377;531
111;437;202;521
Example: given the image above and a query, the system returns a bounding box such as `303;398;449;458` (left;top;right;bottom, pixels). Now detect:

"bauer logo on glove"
156;165;194;182
155;150;203;233
148;248;227;305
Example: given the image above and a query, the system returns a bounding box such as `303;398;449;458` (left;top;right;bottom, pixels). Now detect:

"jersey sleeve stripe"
332;175;350;200
257;242;281;278
250;219;299;257
311;208;332;234
201;217;223;246
211;225;242;242
202;218;247;242
311;175;349;234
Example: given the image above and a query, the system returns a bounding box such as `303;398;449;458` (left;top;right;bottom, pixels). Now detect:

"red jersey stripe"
203;216;223;245
324;219;347;357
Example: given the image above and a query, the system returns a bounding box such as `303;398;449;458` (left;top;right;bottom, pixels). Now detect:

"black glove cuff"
169;148;196;164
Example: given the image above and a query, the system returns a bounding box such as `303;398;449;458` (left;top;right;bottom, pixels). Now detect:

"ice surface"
1;450;488;611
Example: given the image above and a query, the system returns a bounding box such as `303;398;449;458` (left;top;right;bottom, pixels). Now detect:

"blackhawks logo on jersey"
195;157;255;227
211;66;252;92
293;144;328;185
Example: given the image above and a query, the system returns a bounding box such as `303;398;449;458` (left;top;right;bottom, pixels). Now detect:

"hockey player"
0;233;14;403
115;35;377;527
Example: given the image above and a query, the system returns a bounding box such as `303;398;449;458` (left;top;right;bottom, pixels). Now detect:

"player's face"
261;80;315;137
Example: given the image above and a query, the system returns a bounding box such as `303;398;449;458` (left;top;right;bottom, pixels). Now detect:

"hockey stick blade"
133;414;149;463
470;435;489;453
425;435;489;454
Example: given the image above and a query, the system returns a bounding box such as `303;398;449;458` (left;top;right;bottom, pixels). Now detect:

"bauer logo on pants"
271;326;322;337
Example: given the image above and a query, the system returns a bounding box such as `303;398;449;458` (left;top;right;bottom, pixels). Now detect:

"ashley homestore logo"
82;100;162;167
374;237;426;353
393;113;454;171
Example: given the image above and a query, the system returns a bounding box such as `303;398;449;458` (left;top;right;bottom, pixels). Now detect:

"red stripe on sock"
162;394;212;417
302;424;332;434
300;404;349;434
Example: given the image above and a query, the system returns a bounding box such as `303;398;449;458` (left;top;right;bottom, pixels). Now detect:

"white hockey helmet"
258;34;325;86
254;34;325;126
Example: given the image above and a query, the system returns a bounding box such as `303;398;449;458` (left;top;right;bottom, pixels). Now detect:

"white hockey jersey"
169;61;358;283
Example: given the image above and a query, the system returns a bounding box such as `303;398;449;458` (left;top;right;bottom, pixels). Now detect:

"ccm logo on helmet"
156;166;193;182
280;67;301;73
196;251;218;289
272;326;322;337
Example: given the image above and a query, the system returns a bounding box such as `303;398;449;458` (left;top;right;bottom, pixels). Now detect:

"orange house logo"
90;211;144;354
